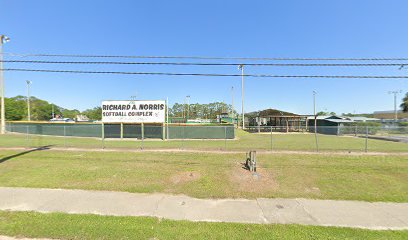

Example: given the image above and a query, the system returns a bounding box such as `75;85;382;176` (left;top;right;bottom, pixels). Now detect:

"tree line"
2;96;236;121
168;102;236;119
2;95;102;121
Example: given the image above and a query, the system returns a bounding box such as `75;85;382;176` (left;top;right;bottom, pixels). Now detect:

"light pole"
26;80;32;121
186;95;190;121
388;90;402;123
313;91;317;127
0;35;10;134
231;86;234;118
238;64;245;129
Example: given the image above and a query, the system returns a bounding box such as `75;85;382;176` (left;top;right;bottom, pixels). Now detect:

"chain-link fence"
2;122;408;152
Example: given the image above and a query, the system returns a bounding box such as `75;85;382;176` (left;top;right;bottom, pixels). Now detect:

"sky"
1;0;408;115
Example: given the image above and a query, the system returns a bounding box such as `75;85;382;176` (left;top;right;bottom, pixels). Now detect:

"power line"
4;68;408;78
1;60;408;67
2;52;408;61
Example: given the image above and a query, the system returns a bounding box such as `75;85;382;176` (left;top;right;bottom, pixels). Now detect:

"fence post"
141;123;144;150
365;126;368;153
26;125;29;149
224;126;227;151
270;126;273;151
101;123;105;149
120;123;123;140
63;125;66;148
314;126;319;152
182;125;185;150
162;123;165;140
167;123;169;140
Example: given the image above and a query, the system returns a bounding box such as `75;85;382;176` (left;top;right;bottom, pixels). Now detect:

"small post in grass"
245;151;257;172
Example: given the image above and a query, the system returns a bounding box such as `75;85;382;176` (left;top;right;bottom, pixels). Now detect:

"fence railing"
2;123;408;152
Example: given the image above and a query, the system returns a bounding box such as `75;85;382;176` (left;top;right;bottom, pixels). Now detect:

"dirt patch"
170;171;201;184
229;162;278;193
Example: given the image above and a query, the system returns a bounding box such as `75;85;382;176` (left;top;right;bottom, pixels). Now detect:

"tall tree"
61;109;81;119
2;95;64;121
4;96;26;120
317;111;336;116
401;92;408;112
169;102;236;119
82;107;102;120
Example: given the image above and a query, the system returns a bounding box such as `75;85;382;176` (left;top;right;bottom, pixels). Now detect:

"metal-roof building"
307;116;353;135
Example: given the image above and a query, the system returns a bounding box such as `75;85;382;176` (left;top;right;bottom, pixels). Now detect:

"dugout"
247;109;307;132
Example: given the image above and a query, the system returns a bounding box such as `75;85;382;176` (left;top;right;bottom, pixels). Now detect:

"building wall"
307;119;339;135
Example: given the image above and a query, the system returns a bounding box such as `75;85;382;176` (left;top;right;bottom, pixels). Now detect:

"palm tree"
401;92;408;112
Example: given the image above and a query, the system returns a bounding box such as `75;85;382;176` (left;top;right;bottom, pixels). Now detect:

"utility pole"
313;91;317;128
231;86;234;117
388;90;402;123
0;35;10;134
238;64;245;129
26;80;32;121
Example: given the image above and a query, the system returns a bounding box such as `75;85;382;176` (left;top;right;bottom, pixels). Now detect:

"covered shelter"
248;108;307;132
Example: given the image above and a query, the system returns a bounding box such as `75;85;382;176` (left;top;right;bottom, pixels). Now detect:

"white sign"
101;100;165;123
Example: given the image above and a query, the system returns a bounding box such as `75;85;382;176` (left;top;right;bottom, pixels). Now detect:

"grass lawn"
0;211;407;240
1;129;408;152
0;149;407;202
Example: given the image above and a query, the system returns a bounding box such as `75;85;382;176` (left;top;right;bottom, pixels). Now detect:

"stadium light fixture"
0;34;10;134
1;35;9;44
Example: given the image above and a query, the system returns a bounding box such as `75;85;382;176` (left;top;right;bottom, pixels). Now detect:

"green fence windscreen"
6;123;235;139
